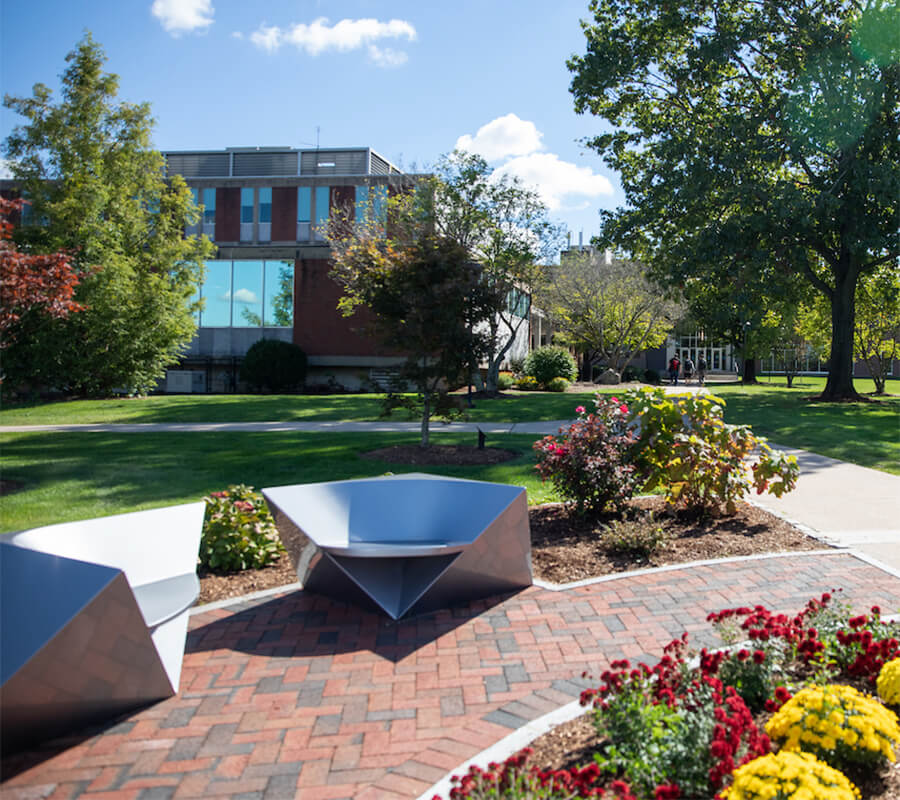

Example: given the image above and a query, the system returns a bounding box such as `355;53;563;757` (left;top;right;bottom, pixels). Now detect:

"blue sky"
1;1;621;250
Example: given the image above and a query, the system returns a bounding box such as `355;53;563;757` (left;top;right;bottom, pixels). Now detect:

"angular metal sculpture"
0;503;204;754
263;473;531;619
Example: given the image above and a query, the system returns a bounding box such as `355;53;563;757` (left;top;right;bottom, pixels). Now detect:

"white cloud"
230;289;260;304
248;17;416;66
151;0;214;36
456;114;544;162
494;152;614;211
250;24;281;52
367;45;408;68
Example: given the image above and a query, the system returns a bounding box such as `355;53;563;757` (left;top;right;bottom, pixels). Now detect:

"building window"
233;261;264;327
258;187;271;242
240;188;254;242
264;261;294;326
202;188;216;239
186;188;200;235
197;260;294;329
355;185;368;225
297;187;311;241
199;259;232;326
314;186;329;241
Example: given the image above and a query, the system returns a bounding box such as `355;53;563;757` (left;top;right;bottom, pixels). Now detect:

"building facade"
163;145;412;392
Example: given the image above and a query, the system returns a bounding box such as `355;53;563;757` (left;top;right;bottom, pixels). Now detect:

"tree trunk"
420;391;430;447
742;357;757;384
820;264;864;401
580;351;592;381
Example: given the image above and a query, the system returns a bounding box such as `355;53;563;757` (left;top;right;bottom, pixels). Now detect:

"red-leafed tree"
0;196;87;346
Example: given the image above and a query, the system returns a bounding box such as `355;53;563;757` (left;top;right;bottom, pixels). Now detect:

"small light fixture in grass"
200;484;285;572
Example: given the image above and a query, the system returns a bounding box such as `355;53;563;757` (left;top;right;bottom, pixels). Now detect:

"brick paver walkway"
4;551;900;800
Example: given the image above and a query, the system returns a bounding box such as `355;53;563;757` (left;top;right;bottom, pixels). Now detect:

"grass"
0;431;561;533
710;377;900;475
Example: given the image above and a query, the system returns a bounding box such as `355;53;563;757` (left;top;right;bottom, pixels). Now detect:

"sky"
0;0;622;254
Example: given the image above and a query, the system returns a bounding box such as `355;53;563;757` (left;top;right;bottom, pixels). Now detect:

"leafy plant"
514;374;540;391
765;684;900;771
497;371;515;390
619;388;799;514
603;513;667;558
200;484;285;572
533;397;640;515
878;659;900;707
545;376;570;393
720;751;861;800
240;339;307;393
442;748;637;799
524;346;577;388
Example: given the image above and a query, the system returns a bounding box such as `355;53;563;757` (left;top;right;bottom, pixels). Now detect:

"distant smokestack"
605;248;612;264
578;231;583;247
567;231;571;247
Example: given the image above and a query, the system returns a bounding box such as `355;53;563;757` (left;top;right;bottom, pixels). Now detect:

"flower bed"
436;592;900;799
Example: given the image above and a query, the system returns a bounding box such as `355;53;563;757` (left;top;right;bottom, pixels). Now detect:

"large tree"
539;249;681;376
431;151;563;393
329;193;497;446
569;0;899;400
2;33;213;395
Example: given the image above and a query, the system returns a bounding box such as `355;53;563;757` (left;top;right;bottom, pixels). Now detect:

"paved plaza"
3;550;899;799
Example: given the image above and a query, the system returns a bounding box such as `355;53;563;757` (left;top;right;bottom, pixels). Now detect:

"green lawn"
0;431;560;533
709;379;900;475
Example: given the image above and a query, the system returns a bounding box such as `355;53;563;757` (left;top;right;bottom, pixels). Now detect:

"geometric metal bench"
263;473;531;620
0;502;204;754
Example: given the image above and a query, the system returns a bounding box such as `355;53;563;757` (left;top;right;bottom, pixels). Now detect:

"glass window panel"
372;185;388;224
297;187;311;222
199;260;232;327
202;188;216;224
315;186;329;227
232;261;264;327
264;261;294;327
240;188;254;224
355;185;368;223
259;187;272;224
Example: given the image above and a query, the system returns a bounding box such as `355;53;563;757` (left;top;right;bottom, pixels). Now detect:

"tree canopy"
569;0;899;400
431;151;563;392
2;33;213;396
329;191;497;446
539;249;682;375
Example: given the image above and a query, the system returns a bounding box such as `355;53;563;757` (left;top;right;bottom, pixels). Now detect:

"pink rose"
575;405;585;414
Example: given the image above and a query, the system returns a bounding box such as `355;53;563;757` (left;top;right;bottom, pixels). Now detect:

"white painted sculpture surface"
1;503;204;753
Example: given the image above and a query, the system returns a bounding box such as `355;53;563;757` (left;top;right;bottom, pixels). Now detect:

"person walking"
668;354;681;385
697;353;708;385
684;356;694;383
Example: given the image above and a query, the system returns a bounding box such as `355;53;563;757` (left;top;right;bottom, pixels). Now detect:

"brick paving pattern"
3;551;900;799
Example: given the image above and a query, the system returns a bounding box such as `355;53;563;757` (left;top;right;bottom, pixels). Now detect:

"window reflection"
264;261;294;327
233;261;264;327
198;260;294;328
200;260;232;326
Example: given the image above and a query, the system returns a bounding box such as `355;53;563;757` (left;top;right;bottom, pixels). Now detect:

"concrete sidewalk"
751;445;900;573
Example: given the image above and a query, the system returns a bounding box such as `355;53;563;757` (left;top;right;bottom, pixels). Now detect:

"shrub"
582;639;770;798
545;376;570;392
721;751;861;800
603;513;667;558
533;397;641;515
200;484;285;572
878;658;900;706
508;356;525;376
524;346;577;387
240;338;307;393
765;684;900;771
643;368;662;385
441;749;637;799
618;388;799;514
513;374;539;390
621;364;641;382
497;371;515;390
